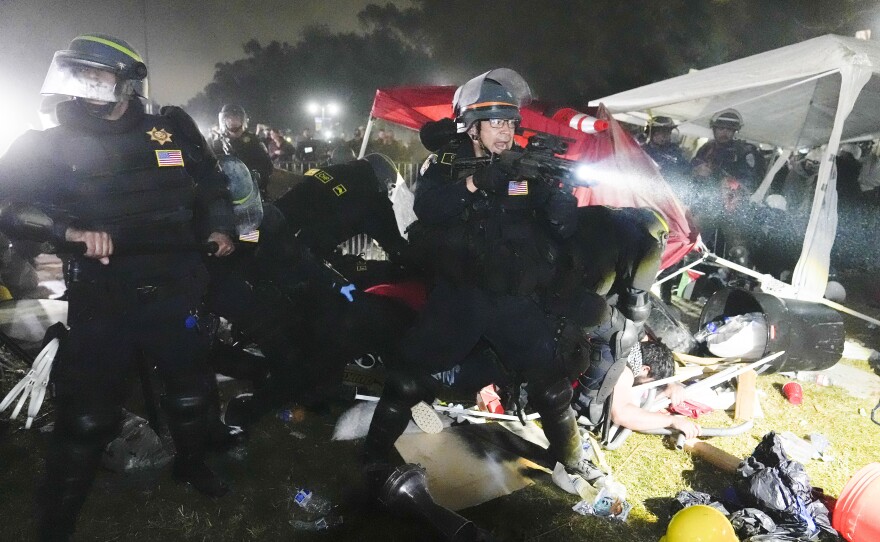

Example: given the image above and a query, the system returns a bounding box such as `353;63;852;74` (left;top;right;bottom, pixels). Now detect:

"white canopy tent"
590;34;880;300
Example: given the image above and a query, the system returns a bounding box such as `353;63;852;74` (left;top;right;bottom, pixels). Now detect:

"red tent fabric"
370;86;696;269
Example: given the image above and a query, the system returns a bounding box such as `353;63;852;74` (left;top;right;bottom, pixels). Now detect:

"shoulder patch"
745;153;756;168
440;152;456;165
305;168;334;184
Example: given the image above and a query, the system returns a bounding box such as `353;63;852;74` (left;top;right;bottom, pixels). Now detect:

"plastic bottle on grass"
290;515;343;531
291;488;332;515
795;372;833;387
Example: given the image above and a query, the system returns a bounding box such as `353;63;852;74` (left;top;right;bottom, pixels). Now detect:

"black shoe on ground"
172;458;229;497
207;418;246;450
224;393;257;430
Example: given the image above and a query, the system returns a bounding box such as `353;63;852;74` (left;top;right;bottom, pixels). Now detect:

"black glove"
419;118;457;152
471;164;513;193
545;189;578;238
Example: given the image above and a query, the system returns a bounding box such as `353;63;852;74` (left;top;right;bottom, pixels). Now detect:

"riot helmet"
362;153;401;192
219;104;248;135
41;34;148;102
794;147;822;176
646;115;677;144
329;145;356;166
709;109;743;131
218;155;263;235
453;68;531;133
647;116;676;132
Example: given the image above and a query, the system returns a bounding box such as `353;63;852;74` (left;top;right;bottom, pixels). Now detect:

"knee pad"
529;378;573;416
618;288;652;327
611;317;641;361
161;392;208;418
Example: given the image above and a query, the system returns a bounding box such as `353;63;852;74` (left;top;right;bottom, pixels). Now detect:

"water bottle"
290;515;343;531
291;488;332;514
795;372;833;387
694;318;726;342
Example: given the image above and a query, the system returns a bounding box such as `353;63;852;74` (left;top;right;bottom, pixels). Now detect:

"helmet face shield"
454;68;531;133
218;156;264;235
219;105;248;133
709;109;743;131
40;54;126;102
41;34;148;101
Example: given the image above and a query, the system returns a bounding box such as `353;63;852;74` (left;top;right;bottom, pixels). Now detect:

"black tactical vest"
48;109;202;281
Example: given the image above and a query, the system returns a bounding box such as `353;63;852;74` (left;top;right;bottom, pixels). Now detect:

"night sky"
0;0;407;124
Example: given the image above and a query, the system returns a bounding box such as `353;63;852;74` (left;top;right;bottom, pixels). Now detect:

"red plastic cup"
782;381;803;405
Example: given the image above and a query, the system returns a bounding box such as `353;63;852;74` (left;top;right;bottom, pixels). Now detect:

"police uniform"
274;159;407;260
209;130;274;194
362;134;588;475
0;97;236;538
221;159;413;427
643;141;690;183
546;206;669;435
691;139;766;191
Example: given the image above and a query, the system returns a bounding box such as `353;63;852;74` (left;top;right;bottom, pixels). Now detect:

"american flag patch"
238;230;260;243
508;180;528;196
155;149;184;167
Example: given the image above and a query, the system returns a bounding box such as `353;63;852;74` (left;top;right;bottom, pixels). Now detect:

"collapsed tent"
590;34;880;298
365;86;695;269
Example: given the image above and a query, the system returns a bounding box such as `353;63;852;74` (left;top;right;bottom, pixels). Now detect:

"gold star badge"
146;127;173;145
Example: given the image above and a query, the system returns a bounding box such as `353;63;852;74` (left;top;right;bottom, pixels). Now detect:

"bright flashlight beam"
326;103;340;116
0;98;33;157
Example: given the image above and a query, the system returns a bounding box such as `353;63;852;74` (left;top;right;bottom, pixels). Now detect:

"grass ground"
2;286;879;541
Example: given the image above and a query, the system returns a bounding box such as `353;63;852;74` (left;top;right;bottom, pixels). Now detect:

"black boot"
531;379;606;485
362;373;435;495
163;392;229;497
223;393;258;429
172;456;229;497
37;411;119;542
204;374;246;449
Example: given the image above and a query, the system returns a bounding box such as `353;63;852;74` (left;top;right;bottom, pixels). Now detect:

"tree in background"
187;1;880;133
186;26;433;134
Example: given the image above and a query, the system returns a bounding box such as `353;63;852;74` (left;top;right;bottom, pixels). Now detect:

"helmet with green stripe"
41;33;149;102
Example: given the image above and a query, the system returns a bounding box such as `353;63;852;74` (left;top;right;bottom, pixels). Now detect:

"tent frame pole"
358;117;375;159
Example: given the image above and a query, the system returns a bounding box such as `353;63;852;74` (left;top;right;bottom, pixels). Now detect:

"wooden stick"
682;439;742;473
734;370;758;421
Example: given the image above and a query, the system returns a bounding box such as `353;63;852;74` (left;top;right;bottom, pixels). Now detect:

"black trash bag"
102;410;172;473
729;508;777;539
736;432;839;541
671;490;730;517
744;536;802;542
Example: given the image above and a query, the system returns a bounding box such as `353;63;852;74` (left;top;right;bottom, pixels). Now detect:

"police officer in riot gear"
210;104;274;195
0;34;236;540
361;69;603;493
274;153;408;261
642;116;689;184
545;206;700;442
221;154;413;428
691;108;766;191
